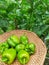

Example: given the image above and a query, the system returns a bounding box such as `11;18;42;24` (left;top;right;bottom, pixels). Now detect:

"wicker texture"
0;30;47;65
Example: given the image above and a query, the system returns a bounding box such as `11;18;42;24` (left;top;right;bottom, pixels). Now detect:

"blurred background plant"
0;0;49;64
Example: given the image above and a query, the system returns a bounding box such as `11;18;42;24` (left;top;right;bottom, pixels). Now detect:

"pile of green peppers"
0;34;36;64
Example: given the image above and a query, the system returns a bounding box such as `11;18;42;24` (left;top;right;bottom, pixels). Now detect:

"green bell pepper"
0;42;9;54
29;43;36;54
25;43;36;55
7;38;16;47
18;50;30;64
2;48;16;64
10;35;20;44
7;35;20;47
25;44;29;52
2;42;9;48
20;35;28;45
15;44;25;52
0;44;5;54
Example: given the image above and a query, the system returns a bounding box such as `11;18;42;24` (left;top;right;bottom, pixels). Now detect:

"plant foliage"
0;0;49;65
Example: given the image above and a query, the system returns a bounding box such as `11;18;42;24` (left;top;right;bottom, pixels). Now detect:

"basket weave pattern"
0;30;47;65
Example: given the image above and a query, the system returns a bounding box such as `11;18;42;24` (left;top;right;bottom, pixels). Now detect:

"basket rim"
0;30;47;65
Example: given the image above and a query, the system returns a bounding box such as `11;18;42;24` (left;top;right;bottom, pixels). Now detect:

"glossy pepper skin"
20;35;28;45
18;50;30;64
25;44;29;52
0;42;9;54
2;48;16;64
25;43;36;55
29;43;36;53
7;35;20;47
7;38;15;47
2;42;9;48
15;44;25;52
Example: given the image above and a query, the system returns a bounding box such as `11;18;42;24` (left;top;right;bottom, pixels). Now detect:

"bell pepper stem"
23;58;25;65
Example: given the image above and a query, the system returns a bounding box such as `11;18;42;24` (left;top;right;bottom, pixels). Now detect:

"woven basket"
0;30;47;65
